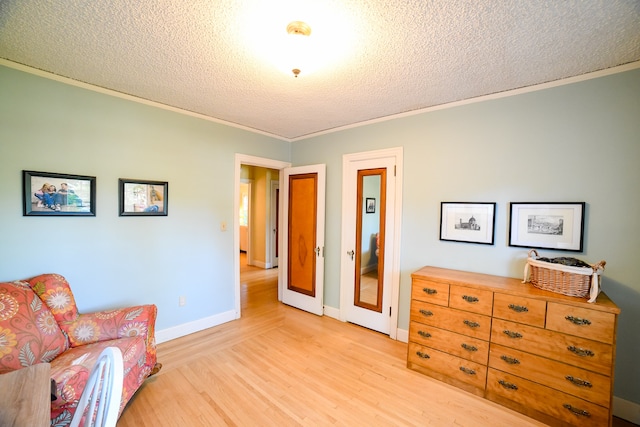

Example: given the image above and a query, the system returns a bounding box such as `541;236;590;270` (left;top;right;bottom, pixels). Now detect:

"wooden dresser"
407;266;620;426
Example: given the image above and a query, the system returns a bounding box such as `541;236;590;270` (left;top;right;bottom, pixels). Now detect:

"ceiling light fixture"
286;21;311;78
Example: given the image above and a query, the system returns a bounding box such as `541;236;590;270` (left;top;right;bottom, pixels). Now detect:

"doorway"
339;147;403;338
239;165;280;269
234;154;291;318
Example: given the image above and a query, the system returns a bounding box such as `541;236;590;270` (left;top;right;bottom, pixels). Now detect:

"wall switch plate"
179;296;186;306
220;221;227;231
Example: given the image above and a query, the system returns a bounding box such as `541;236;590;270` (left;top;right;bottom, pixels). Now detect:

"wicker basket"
523;250;606;303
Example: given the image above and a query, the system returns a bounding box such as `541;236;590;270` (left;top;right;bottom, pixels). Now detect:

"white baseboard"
323;305;340;320
251;260;270;269
396;327;409;343
360;264;377;275
614;396;640;424
155;309;237;344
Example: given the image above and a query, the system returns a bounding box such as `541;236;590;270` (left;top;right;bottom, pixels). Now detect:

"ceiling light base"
287;21;311;36
287;21;311;77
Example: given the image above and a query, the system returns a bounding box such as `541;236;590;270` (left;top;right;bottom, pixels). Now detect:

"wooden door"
281;164;326;315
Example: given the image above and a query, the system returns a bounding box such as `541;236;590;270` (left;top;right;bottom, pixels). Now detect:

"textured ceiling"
1;0;639;141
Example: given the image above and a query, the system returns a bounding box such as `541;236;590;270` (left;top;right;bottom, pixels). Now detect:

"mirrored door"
354;168;386;312
340;147;402;337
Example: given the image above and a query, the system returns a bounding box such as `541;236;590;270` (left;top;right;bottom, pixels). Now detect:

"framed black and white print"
23;170;96;216
365;198;376;214
119;179;168;216
509;202;585;252
440;202;496;245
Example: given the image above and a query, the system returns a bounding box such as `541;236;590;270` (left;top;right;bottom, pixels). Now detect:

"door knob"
347;250;354;260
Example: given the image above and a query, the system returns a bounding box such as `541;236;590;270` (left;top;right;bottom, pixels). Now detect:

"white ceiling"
1;1;639;141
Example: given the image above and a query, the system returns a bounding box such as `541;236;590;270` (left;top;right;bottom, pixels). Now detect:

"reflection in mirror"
355;168;386;312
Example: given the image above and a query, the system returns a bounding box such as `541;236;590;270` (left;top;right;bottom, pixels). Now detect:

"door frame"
240;178;252;263
234;154;291;318
270;180;279;268
339;147;403;339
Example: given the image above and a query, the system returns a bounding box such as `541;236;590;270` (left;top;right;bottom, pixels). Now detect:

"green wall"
292;68;640;405
1;62;638;407
0;64;290;329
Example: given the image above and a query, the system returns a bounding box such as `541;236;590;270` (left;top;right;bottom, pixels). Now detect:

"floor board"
117;255;635;426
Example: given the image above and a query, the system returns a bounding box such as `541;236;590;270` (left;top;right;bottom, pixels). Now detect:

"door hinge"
389;307;392;316
394;165;396;176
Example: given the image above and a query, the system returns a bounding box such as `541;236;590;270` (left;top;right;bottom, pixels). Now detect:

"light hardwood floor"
117;257;635;426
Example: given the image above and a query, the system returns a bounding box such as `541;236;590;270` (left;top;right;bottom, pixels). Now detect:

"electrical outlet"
179;296;186;306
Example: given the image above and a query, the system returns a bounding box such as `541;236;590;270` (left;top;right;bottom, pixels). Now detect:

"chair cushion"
0;281;69;374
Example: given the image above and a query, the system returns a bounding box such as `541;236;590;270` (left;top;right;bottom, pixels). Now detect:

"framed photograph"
119;179;168;216
23;170;96;216
509;202;585;252
440;202;496;245
365;198;376;214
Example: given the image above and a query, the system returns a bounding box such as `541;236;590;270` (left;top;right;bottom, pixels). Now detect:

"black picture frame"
23;170;96;216
119;179;168;216
509;202;585;252
365;198;376;214
440;202;496;245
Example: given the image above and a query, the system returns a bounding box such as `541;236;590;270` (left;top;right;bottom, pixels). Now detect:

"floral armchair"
0;274;160;426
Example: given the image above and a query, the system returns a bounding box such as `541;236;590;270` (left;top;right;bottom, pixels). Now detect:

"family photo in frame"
119;179;168;216
23;170;95;216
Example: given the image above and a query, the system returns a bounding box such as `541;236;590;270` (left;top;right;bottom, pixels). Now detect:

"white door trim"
270;180;280;268
240;178;252;264
234;154;291;319
339;147;403;339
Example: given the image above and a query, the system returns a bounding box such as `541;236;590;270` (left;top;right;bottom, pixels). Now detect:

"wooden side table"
0;363;51;427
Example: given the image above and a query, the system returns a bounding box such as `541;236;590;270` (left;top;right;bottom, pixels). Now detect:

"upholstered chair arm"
59;304;158;371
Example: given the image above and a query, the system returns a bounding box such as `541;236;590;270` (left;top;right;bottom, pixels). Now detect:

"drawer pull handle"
422;287;437;295
463;320;480;329
419;309;434;317
563;404;591;418
500;355;520;365
418;330;432;338
498;380;518;390
565;315;591;326
462;295;479;303
565;375;593;388
461;343;478;352
568;345;595;357
508;304;528;313
502;330;523;339
416;351;430;359
459;366;476;376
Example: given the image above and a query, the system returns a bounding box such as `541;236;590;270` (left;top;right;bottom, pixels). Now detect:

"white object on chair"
70;347;124;427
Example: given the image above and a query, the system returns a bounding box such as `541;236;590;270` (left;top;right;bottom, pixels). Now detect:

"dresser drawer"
492;293;546;328
487;369;609;427
489;343;611;407
410;300;491;341
546;302;616;344
408;342;487;390
411;278;449;306
449;285;493;316
409;321;489;364
491;319;613;374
